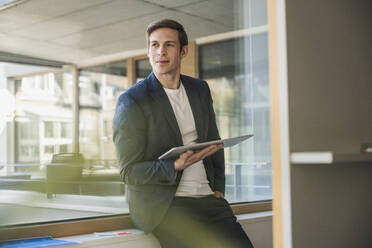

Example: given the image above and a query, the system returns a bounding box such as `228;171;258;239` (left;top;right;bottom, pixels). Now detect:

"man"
113;19;253;248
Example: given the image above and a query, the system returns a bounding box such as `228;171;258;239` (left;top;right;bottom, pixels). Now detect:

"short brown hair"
146;19;188;49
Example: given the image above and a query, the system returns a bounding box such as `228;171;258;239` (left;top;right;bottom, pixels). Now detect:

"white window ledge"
61;211;273;248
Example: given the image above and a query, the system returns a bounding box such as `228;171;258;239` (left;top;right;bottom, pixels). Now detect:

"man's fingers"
180;144;224;168
186;152;204;164
191;144;223;161
199;145;218;155
193;146;215;160
201;144;223;159
184;148;210;165
180;150;194;159
214;191;224;199
204;144;219;152
175;150;195;170
206;145;222;155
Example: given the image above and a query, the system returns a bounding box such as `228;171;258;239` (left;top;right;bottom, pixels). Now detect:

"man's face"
147;28;187;76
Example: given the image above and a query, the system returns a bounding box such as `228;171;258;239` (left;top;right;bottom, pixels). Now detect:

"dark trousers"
152;196;254;248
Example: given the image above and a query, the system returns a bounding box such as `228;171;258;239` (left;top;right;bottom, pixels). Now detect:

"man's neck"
154;72;181;89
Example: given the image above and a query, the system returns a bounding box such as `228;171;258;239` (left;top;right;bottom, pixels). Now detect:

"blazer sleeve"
205;82;226;194
113;93;177;186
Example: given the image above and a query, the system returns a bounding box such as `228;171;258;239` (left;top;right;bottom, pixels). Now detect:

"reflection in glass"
199;34;271;203
2;66;128;226
14;71;73;163
135;58;152;82
79;60;129;161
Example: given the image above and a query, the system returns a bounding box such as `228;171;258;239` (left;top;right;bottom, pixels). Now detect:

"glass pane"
76;62;129;224
79;60;129;161
1;69;78;226
44;122;54;138
234;0;268;29
199;33;271;203
83;60;127;76
135;58;152;81
2;65;128;226
14;71;73;163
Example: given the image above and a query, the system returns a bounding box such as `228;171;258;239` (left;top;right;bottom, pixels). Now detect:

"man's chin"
155;69;170;75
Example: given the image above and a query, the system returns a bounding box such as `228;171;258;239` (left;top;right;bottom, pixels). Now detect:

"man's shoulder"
117;78;150;103
181;74;209;89
181;75;211;96
181;74;205;83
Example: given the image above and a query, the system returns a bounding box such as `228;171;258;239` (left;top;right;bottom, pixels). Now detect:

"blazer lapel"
147;73;183;146
181;75;204;142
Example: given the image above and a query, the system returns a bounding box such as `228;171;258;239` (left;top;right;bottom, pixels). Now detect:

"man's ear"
181;45;188;59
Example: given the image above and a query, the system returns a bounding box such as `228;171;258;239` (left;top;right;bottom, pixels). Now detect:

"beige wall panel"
268;0;285;247
181;41;198;78
127;57;136;86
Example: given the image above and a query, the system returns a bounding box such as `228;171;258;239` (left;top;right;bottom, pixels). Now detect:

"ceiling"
0;0;246;64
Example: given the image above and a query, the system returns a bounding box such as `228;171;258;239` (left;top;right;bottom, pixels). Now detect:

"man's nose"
157;45;167;55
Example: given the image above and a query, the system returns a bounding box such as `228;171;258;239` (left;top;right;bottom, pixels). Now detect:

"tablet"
158;134;253;160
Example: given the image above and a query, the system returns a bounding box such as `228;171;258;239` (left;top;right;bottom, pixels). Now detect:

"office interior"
0;0;371;247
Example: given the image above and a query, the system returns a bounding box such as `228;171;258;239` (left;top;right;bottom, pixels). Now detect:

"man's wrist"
174;160;180;171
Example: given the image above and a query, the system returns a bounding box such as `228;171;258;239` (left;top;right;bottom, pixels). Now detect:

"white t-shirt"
164;82;214;197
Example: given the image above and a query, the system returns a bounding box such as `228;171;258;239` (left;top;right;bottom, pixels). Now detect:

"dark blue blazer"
113;72;225;233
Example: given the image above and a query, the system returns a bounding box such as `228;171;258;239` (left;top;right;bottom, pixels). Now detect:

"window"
15;120;39;162
79;60;129;161
44;145;54;154
0;0;271;232
44;122;55;138
135;58;152;82
61;122;72;138
12;71;73;163
1;68;75;226
199;35;271;203
59;144;69;153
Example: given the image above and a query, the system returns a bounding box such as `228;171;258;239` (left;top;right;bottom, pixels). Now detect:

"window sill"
0;201;272;241
57;211;273;248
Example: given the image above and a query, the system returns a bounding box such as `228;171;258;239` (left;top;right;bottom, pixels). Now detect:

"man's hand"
214;191;224;199
174;144;223;171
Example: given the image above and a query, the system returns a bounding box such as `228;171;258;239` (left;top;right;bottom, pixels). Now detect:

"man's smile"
157;60;169;64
